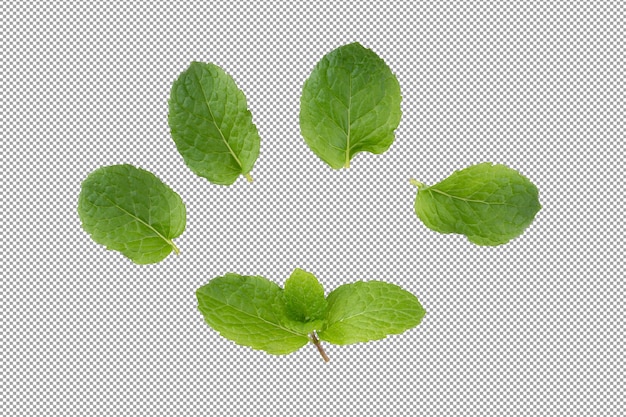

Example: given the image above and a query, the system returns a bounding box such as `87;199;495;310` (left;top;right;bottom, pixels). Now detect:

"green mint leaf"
318;281;425;345
299;42;402;169
196;273;309;355
168;62;261;185
77;164;186;264
411;162;541;246
283;268;328;333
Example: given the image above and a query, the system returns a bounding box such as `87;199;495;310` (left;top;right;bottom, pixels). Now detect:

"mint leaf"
196;273;310;355
318;281;425;345
196;270;425;361
299;42;402;169
77;164;186;264
411;162;541;246
283;268;328;333
168;62;261;185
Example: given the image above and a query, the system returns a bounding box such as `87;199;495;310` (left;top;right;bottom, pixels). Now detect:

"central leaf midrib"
329;306;415;326
345;76;352;167
96;192;175;250
208;295;308;338
196;74;244;171
428;188;512;206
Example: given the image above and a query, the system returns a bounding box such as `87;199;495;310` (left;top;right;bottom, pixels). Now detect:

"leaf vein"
203;294;307;338
87;190;176;252
194;71;244;172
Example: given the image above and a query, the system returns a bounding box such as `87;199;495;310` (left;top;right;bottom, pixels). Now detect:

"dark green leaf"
300;43;402;169
168;62;260;185
77;164;186;264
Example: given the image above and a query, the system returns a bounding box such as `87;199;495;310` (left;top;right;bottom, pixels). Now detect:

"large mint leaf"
168;62;260;185
299;43;402;169
77;164;186;264
318;281;425;345
196;274;310;355
283;268;327;334
411;162;541;246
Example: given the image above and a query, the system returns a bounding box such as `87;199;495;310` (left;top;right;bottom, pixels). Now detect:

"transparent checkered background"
3;1;624;416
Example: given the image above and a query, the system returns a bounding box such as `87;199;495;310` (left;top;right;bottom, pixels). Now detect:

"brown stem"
310;332;330;363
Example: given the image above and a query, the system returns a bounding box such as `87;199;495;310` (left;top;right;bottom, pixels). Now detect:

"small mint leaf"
284;268;328;323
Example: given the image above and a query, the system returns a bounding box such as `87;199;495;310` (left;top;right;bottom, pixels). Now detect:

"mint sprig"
196;268;426;362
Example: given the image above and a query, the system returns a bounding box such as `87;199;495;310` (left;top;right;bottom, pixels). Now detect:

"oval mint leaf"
299;42;402;169
77;164;186;264
168;62;261;185
318;281;425;345
411;162;541;246
196;274;310;355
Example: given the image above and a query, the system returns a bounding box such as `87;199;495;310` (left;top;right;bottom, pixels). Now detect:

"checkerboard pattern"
3;1;624;416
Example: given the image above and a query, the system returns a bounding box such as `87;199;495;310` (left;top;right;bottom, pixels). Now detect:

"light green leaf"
196;271;426;361
318;281;425;345
283;268;328;333
411;162;541;246
77;164;186;264
196;274;309;355
299;42;402;169
168;62;260;185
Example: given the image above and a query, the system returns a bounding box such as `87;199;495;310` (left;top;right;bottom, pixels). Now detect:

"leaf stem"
244;173;254;183
310;332;330;363
168;239;180;255
409;178;425;189
343;160;350;169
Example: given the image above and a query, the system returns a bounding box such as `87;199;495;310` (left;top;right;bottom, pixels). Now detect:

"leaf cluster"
76;42;542;363
166;43;403;184
196;269;426;361
163;44;541;246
